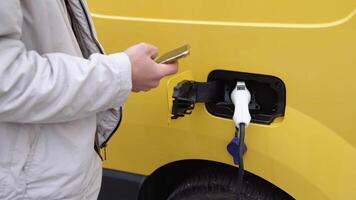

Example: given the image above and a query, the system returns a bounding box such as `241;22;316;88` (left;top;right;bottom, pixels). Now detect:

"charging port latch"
171;81;196;119
171;80;224;119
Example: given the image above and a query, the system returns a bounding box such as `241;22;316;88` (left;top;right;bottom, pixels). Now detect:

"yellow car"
88;0;356;199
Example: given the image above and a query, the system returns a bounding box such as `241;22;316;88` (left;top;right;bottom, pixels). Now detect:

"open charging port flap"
171;70;286;125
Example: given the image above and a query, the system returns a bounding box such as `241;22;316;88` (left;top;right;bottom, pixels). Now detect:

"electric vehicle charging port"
171;70;286;124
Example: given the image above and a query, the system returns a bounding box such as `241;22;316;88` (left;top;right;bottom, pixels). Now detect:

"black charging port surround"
206;70;286;124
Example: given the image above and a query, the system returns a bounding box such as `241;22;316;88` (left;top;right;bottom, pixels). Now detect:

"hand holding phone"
125;43;179;92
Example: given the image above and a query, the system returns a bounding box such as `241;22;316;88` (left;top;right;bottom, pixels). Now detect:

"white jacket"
0;0;132;199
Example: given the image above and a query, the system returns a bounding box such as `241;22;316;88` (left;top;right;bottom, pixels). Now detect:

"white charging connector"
231;81;251;127
229;81;251;199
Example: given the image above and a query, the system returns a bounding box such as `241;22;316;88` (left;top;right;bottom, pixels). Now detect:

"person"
0;1;178;199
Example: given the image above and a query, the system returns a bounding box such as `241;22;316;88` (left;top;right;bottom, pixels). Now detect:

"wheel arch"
138;159;293;200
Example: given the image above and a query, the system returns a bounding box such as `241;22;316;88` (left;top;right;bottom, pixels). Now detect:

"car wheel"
167;170;293;200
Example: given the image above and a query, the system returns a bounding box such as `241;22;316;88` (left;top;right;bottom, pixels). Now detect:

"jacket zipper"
96;108;123;161
78;0;124;159
101;107;123;149
78;0;104;54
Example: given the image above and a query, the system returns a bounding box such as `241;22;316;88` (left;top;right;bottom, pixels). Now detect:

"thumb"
144;43;159;59
158;62;179;77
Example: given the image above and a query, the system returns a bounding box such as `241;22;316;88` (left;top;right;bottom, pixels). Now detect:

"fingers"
141;43;159;59
127;42;179;93
131;80;159;93
158;61;179;77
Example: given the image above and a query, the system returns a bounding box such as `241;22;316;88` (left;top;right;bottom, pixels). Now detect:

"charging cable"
227;81;251;199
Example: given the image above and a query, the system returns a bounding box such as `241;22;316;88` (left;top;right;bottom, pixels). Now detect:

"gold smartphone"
155;44;190;64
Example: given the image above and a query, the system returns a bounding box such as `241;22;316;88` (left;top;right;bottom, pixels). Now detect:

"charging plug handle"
229;81;251;199
231;82;251;127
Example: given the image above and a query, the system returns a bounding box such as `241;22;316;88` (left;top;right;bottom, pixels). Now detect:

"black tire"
167;169;294;200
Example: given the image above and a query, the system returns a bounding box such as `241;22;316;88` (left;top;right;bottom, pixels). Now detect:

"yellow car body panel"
88;0;356;199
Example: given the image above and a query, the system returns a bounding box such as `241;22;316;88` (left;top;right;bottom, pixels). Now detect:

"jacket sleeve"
0;1;132;123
